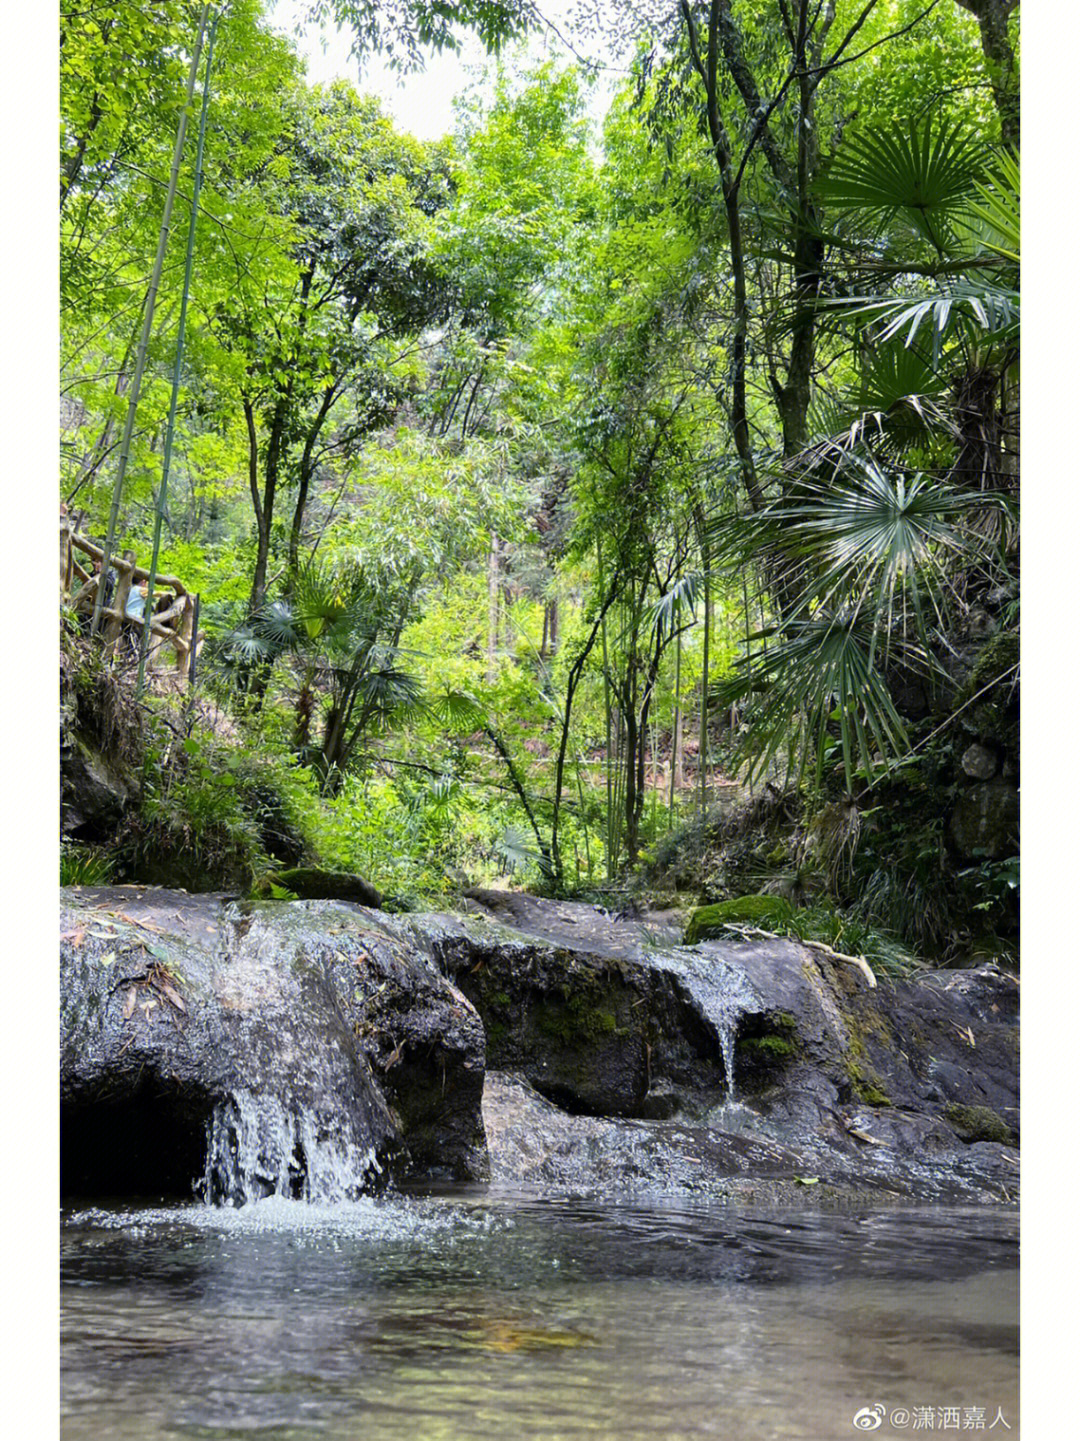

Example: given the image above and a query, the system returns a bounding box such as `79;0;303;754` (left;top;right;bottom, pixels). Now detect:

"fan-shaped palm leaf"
354;665;425;724
810;346;953;456
291;561;372;642
763;452;999;653
715;613;912;792
427;687;487;732
819;118;987;252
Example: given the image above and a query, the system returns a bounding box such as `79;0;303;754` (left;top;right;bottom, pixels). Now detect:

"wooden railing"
60;514;199;686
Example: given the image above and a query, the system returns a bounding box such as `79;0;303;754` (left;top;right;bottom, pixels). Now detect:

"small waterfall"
200;1091;382;1206
653;950;757;1101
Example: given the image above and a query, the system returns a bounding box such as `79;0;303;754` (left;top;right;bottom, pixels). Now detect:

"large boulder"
405;894;1019;1202
60;887;486;1201
60;733;137;838
60;886;1018;1206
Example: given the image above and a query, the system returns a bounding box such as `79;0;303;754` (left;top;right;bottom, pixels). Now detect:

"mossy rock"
961;628;1019;748
255;867;382;908
739;1034;797;1062
964;628;1019;702
944;1102;1016;1147
685;895;793;944
844;1056;892;1107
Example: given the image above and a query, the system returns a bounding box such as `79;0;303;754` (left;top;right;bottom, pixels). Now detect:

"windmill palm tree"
712;119;1019;793
223;561;425;793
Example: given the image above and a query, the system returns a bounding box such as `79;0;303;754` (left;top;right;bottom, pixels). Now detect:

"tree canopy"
60;0;1020;966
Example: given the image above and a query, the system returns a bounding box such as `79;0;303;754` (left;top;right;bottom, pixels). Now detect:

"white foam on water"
63;1191;496;1242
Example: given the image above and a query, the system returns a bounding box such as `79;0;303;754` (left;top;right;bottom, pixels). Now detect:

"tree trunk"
248;400;286;616
956;0;1019;149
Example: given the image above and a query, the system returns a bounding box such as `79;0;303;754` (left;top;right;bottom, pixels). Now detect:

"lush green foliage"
60;0;1019;966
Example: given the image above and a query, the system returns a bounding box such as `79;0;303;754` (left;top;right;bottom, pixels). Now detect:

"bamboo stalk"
138;9;220;695
669;623;682;829
90;4;211;637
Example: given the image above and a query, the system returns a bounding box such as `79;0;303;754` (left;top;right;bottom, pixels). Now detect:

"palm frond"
963;150;1019;264
426;773;461;818
810;345;953;456
819;118;987;251
651;571;702;636
765;453;996;652
219;623;280;665
427;687;487;731
494;826;542;871
355;665;425;723
823;281;1019;364
716;613;911;792
252;599;304;650
291;561;372;642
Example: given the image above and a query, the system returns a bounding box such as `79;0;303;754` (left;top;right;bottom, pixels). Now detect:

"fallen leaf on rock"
122;988;138;1020
846;1126;882;1146
100;951;116;967
160;982;187;1014
118;913;163;933
61;928;86;948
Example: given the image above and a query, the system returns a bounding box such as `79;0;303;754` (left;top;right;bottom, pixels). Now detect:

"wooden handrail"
66;528;188;596
61;516;195;684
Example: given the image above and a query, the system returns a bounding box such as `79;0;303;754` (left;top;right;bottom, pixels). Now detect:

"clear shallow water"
61;1194;1018;1441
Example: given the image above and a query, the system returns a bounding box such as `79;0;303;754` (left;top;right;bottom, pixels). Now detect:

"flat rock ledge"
60;887;1018;1205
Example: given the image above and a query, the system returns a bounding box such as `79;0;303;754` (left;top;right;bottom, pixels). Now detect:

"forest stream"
58;1;1023;1432
61;1193;1018;1441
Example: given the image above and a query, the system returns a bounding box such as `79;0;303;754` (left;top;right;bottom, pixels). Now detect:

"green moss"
685;895;794;944
488;990;512;1008
856;1079;893;1108
964;628;1019;700
740;1035;797;1061
945;1102;1016;1146
844;1056;892;1107
535;996;618;1046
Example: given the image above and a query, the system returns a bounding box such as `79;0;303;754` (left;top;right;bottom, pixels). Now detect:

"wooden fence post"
105;551;136;652
175;595;195;683
60;517;73;598
188;594;201;689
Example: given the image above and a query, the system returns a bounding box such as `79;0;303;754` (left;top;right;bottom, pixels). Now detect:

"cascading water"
650;948;757;1100
200;1090;382;1206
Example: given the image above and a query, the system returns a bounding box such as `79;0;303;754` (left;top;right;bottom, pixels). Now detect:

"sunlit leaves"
819;117;988;253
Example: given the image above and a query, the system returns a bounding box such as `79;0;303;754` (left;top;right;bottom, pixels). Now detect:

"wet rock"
482;1072;803;1197
61;733;136;839
60;887;1019;1206
60;887;486;1199
407;908;721;1116
319;906;487;1181
482;1072;1016;1204
416;898;1019;1203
